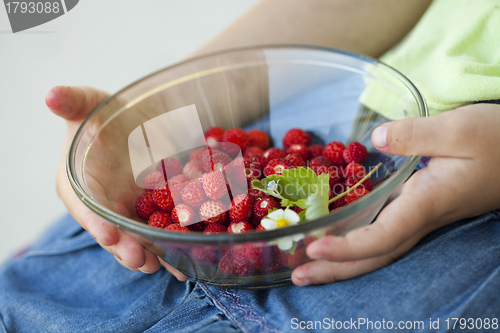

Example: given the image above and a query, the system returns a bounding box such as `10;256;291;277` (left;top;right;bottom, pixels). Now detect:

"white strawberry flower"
261;208;303;251
267;179;280;192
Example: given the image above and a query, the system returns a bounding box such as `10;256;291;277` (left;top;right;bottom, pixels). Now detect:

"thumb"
371;111;468;158
45;86;109;122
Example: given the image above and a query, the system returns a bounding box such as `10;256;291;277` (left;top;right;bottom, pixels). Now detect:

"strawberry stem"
328;162;382;204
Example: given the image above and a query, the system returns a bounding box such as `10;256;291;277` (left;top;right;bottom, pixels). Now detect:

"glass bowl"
67;45;427;288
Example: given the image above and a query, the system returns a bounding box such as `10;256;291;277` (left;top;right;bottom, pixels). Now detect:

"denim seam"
198;283;250;333
219;289;282;333
0;313;7;333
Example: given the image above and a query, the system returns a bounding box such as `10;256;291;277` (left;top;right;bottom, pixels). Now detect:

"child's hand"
46;86;187;280
292;103;500;286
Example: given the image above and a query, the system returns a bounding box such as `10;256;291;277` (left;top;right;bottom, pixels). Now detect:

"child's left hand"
292;103;500;286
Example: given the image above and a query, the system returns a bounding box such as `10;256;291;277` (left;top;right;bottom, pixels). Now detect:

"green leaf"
264;175;301;201
304;174;330;221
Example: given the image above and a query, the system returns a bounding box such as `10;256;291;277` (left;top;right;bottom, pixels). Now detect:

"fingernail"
297;278;313;286
372;126;388;148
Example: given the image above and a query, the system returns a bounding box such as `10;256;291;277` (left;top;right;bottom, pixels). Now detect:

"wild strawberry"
148;211;172;229
276;248;306;269
189;147;208;162
205;127;225;148
286;144;310;161
323;142;346;167
180;181;207;208
247;129;270;149
292;206;304;214
156;158;183;176
243;146;264;158
311;166;343;187
248;187;270;201
263;147;285;162
264;158;295;176
165;223;190;232
282;128;311;149
330;182;346;197
219;250;256;275
135;192;157;219
203;170;229;200
344;162;367;179
309;156;332;168
191;246;216;263
220;128;250;155
202;151;232;173
229;194;254;222
308;144;324;158
203;223;227;234
199;200;228;224
153;181;180;212
183;160;204;180
345;176;373;191
171;204;196;226
343;142;368;164
187;222;206;232
344;188;371;205
244;157;264;185
285;153;306;167
253;197;280;221
227;221;254;233
329;197;345;211
144;170;165;191
168;174;189;186
255;223;266;231
224;157;246;187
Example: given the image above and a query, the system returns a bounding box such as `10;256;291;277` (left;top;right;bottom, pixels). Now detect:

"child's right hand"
46;85;187;280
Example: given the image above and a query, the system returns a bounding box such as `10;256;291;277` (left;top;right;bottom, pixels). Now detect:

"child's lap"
1;212;499;333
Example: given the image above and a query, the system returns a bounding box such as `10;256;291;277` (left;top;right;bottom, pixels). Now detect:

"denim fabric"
1;211;499;332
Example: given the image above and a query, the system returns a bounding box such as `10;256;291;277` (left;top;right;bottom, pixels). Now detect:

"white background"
0;0;259;263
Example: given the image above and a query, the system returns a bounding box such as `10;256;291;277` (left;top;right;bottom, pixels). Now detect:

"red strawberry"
203;170;229;200
292;206;304;214
285;153;306;167
253;197;280;221
323;142;346;167
309;155;332;168
255;223;266;231
345;176;373;192
264;158;296;176
203;223;227;234
205;127;225;148
156;158;183;177
308;144;324;158
144;171;165;191
189;147;208;162
276;247;306;269
263;147;285;162
248;187;270;201
344;188;371;205
220;128;250;155
191;246;216;263
329;196;345;211
330;182;346;197
229;194;254;222
165;223;190;232
219;250;256;275
148;211;172;229
153;181;180;212
224;157;246;187
135;192;157;219
343;142;368;164
202;151;232;173
244;157;264;185
286;144;310;161
282;128;311;149
168;174;189;186
344;162;367;179
199;200;228;224
187;222;206;232
311;166;343;187
227;221;254;233
183;160;204;180
181;181;207;208
171;204;196;226
247;129;270;149
243;146;264;158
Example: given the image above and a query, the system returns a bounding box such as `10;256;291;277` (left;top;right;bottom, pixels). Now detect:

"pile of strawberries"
135;127;373;234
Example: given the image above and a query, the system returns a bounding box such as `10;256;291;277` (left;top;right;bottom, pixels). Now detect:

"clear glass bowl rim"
67;44;428;245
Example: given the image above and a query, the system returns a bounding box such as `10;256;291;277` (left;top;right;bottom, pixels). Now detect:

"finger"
292;231;423;286
114;256;140;272
138;249;161;274
371;109;473;158
112;232;147;269
306;188;433;262
159;258;189;282
45;86;109;122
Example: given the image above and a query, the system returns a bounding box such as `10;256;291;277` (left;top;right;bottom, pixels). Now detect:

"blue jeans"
1;211;499;332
